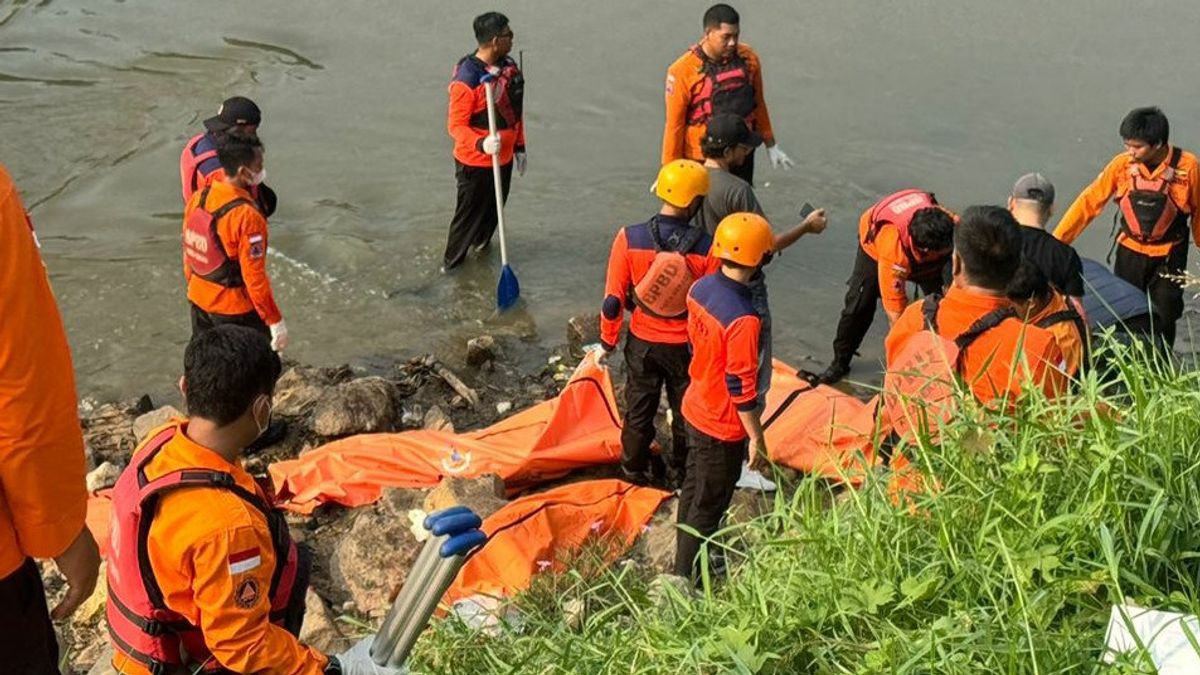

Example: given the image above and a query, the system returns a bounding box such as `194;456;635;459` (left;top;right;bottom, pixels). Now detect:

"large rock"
423;475;506;519
83;646;116;675
567;314;601;356
299;588;350;654
312;377;399;437
132;405;183;442
634;497;678;574
81;403;138;465
466;335;497;368
275;366;333;417
328;488;426;616
423;405;454;433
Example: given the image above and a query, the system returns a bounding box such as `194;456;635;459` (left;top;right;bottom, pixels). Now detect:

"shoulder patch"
235;578;261;609
248;234;265;259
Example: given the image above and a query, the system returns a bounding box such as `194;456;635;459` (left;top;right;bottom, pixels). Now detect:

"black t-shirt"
1020;226;1084;297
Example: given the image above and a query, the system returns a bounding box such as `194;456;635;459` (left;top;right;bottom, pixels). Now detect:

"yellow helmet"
655;160;709;208
713;212;774;267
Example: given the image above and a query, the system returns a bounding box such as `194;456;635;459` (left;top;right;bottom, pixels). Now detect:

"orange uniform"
1053;146;1200;257
184;180;282;324
1029;294;1086;377
662;44;775;165
0;163;88;579
858;206;950;316
109;421;327;674
600;216;719;348
448;53;525;168
682;273;762;441
885;287;1067;404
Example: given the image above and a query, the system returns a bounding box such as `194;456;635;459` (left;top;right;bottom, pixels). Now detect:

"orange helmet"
713;212;774;267
655;160;709;208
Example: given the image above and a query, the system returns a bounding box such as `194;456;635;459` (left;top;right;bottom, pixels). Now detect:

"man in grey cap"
1010;173;1083;300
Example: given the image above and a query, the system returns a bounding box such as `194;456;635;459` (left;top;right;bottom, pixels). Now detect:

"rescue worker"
1;162;100;674
676;212;774;582
600;160;718;488
1006;260;1086;377
885;206;1067;405
184;136;289;352
662;4;793;186
1009;173;1084;301
180;96;278;216
106;325;401;675
443;11;526;272
805;190;956;385
693;112;826;488
1053;107;1200;348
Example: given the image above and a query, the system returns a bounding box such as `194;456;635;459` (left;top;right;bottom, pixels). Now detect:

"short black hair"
703;4;739;30
217;135;263;178
474;11;510;44
1119;107;1169;146
184;325;281;426
1006;259;1051;303
954;205;1022;291
700;136;734;159
909;207;956;251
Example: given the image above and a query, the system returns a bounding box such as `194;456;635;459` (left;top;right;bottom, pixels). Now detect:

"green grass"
411;335;1200;674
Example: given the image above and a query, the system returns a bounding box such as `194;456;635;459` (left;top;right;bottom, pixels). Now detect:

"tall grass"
414;336;1200;674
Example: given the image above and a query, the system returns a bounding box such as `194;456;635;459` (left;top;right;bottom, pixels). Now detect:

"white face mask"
254;396;272;439
249;168;267;186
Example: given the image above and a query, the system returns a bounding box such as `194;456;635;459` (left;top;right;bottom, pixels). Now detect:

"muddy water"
2;0;1198;400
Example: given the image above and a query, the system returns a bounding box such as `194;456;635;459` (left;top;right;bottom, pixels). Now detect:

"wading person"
661;3;793;186
180;96;278;216
105;326;401;675
184;136;289;353
1;162;100;674
805;189;955;385
676;213;774;582
1053;107;1200;348
600;160;717;489
443;11;526;272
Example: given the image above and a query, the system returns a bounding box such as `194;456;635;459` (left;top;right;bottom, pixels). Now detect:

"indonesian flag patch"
229;547;262;575
248;234;265;259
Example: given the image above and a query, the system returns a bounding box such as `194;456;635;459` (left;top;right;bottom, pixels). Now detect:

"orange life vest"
631;219;705;319
685;46;757;127
863;189;950;275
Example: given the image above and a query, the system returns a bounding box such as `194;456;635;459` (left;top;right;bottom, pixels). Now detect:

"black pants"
443;159;513;270
831;245;943;369
0;559;60;675
729;147;755;186
621;335;690;485
1113;241;1188;348
674;423;746;581
189;303;270;341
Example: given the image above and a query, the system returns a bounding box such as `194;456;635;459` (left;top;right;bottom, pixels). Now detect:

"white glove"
514;151;527;176
582;342;610;363
334;636;408;675
481;134;501;156
268;321;289;352
766;145;795;170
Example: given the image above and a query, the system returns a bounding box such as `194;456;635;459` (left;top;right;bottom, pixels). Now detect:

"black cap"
703;113;763;151
203;96;262;132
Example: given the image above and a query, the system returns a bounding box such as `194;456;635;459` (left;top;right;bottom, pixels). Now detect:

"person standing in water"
443;11;526;272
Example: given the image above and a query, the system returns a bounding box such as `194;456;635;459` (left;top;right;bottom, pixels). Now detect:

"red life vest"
180;133;219;204
686;46;757;126
105;426;299;674
183;186;254;288
864;189;949;275
631;219;706;319
459;55;524;131
1116;146;1188;244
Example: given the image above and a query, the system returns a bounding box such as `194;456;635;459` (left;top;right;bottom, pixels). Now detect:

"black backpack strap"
954;307;1017;352
210;197;256;221
1034;309;1079;331
922;294;942;334
650;217;704;253
1169;145;1183;170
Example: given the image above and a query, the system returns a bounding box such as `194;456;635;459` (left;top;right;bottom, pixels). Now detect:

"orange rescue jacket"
0;164;89;579
448;54;526;168
662;43;774;165
184;181;282;324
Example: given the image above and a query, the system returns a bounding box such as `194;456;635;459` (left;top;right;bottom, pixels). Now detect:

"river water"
2;0;1198;401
